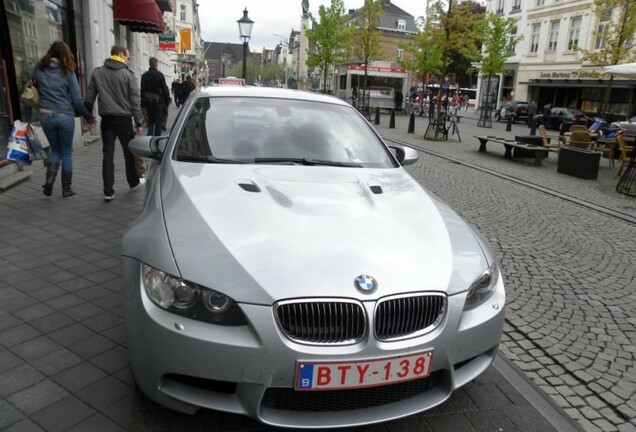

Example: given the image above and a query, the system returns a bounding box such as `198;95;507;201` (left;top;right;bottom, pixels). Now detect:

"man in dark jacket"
85;45;144;201
141;57;170;136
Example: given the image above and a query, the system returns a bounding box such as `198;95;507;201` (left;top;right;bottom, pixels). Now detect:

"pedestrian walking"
84;45;144;202
394;89;403;114
34;41;96;198
140;57;170;136
172;78;181;108
179;75;196;106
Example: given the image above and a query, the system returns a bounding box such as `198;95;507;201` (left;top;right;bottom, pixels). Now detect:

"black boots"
61;171;76;197
42;163;59;197
43;164;75;197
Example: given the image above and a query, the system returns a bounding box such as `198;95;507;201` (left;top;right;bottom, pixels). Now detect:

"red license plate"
295;351;433;391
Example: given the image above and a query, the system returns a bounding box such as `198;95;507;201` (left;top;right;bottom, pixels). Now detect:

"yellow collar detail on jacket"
109;55;127;64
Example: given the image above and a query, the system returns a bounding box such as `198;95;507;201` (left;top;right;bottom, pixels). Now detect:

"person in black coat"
140;57;170;136
179;75;196;106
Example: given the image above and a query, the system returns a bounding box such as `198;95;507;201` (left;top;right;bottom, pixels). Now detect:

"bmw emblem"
354;275;377;294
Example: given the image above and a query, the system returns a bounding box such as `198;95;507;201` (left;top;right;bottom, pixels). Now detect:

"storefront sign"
180;28;192;51
159;34;176;51
218;77;245;86
348;65;407;73
539;70;602;79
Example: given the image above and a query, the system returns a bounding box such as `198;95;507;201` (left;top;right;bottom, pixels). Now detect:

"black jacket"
140;67;170;106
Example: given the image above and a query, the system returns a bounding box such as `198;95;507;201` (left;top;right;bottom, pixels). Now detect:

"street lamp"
237;8;254;81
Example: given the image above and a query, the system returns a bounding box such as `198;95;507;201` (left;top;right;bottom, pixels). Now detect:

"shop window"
568;17;582;50
8;0;79;123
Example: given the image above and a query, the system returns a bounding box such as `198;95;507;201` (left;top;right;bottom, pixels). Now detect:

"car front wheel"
494;112;500;122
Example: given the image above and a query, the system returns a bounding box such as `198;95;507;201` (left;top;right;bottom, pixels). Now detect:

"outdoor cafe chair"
566;131;593;149
616;133;635;178
538;125;562;149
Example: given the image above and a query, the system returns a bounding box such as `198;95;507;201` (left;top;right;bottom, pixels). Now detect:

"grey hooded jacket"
85;58;143;127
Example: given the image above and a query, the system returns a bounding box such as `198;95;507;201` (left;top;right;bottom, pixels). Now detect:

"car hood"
161;163;489;304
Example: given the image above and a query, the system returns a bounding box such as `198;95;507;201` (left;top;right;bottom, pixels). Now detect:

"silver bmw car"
122;86;505;428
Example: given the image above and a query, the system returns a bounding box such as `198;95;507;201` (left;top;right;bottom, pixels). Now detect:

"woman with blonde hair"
35;41;95;197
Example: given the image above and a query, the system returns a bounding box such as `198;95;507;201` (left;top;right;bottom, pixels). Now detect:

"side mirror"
390;145;419;166
128;136;168;160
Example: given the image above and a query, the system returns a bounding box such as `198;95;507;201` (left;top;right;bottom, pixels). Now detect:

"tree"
398;1;444;112
307;0;353;93
577;0;636;118
425;0;482;140
473;12;523;128
350;0;384;114
229;56;260;83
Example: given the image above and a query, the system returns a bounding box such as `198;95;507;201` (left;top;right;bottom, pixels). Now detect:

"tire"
494;112;500;122
510;114;516;123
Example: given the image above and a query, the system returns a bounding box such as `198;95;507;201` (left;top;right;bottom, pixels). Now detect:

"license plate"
294;351;433;391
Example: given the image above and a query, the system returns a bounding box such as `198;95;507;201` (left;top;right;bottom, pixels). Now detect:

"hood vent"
236;180;261;193
369;185;383;194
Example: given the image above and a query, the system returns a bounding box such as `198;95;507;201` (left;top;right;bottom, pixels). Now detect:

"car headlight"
463;263;499;311
142;264;247;325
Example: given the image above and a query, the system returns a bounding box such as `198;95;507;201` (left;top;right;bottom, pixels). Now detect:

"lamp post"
237;8;254;81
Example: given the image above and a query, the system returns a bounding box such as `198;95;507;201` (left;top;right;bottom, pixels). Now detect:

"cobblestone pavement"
375;111;636;432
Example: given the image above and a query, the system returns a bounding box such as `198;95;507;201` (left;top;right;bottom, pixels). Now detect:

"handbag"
20;80;40;110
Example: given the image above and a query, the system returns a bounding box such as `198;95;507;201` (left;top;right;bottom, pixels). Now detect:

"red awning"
113;0;165;34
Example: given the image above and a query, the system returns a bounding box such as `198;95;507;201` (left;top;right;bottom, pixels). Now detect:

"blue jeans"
40;112;75;171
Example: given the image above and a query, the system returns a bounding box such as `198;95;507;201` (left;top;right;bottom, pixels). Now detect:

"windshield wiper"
253;157;362;168
177;155;245;164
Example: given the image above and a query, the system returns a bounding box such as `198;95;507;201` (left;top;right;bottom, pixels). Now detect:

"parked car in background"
533;107;591;130
494;101;529;123
122;86;506;428
611;116;636;137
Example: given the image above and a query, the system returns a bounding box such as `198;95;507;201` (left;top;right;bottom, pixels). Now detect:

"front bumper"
122;257;505;428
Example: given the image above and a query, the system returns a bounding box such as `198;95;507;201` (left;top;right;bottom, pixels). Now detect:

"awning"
113;0;165;34
520;80;636;89
603;62;636;79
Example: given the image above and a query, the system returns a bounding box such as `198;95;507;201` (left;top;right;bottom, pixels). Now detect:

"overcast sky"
198;1;429;51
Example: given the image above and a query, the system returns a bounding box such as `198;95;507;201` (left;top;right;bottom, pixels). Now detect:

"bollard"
408;113;415;134
374;107;380;125
530;117;537;135
389;110;395;129
506;114;513;132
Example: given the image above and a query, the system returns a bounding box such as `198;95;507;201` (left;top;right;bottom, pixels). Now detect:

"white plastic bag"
5;120;31;166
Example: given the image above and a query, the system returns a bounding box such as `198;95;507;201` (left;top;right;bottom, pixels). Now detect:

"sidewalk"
0;105;597;431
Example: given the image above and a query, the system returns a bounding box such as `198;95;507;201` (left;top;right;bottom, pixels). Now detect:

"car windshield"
173;96;396;168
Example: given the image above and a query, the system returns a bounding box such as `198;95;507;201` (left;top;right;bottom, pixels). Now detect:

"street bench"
474;135;556;166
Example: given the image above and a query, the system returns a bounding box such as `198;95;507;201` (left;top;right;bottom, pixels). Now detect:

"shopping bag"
20;81;40;110
26;124;48;161
5;121;31;166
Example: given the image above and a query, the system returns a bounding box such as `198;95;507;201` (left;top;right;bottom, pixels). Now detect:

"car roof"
196;86;350;107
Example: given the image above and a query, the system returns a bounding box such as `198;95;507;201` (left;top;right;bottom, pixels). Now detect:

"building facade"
483;0;636;119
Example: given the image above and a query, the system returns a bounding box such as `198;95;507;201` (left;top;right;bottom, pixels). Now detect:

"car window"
174;97;396;168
